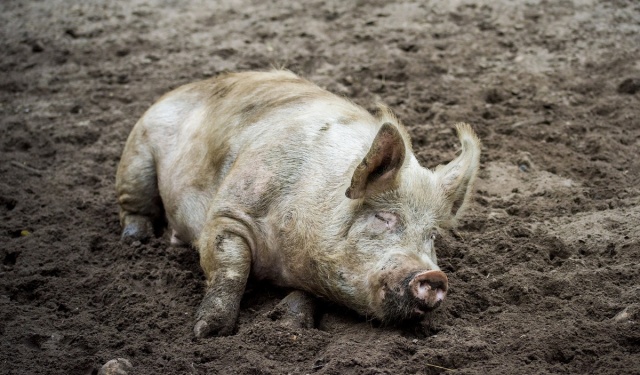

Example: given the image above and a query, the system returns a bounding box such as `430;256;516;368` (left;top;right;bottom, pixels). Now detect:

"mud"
1;0;639;374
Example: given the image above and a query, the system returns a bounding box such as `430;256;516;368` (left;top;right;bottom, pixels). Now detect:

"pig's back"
139;71;378;244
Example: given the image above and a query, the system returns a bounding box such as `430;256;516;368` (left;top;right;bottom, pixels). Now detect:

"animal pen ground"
1;0;639;374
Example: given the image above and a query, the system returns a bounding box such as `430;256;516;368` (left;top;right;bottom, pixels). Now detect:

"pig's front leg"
194;226;251;337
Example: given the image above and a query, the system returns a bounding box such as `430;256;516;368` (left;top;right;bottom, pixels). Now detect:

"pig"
116;70;481;337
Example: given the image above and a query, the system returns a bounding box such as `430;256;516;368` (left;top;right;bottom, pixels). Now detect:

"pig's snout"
378;268;449;321
380;270;449;321
408;270;448;314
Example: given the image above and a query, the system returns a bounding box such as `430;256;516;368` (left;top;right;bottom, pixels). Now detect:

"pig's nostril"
420;280;442;289
413;270;448;291
419;279;445;291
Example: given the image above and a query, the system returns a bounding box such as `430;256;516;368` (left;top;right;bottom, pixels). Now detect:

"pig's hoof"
120;215;153;244
194;319;234;338
267;290;316;329
194;286;243;337
193;320;210;338
99;358;132;375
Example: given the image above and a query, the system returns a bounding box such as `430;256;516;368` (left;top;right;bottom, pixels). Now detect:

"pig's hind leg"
116;130;163;244
194;224;252;337
267;290;317;329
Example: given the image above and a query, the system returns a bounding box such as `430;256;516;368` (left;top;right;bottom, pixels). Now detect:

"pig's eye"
372;212;398;230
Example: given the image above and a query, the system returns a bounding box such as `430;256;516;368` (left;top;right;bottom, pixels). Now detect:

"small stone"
516;152;534;172
99;358;133;375
612;306;637;323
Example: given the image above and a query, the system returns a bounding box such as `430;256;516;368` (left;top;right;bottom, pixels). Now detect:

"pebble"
99;358;133;375
612;306;637;323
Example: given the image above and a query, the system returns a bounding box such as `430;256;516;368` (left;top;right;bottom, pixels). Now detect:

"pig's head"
336;119;480;323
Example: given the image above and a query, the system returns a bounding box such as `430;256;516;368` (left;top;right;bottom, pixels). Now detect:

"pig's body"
116;70;481;336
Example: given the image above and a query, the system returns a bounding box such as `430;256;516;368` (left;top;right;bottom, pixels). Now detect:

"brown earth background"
1;0;639;374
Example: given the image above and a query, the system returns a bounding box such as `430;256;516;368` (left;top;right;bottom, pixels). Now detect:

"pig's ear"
346;122;406;199
435;123;481;219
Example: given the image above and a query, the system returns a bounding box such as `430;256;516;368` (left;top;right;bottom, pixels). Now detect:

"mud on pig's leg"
194;225;251;337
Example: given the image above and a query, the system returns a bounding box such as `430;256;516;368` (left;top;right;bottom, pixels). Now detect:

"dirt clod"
617;78;640;95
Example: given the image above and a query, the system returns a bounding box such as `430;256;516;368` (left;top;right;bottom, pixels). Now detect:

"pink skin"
409;270;448;315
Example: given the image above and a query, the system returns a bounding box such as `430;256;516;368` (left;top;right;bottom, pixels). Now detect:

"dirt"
1;0;639;374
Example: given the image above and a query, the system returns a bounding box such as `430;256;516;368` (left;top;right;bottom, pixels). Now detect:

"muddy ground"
1;0;639;374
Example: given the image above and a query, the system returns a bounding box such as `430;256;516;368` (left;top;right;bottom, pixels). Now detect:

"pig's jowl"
116;70;481;337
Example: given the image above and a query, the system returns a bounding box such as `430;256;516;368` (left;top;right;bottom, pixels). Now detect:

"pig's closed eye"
373;212;398;229
374;213;387;223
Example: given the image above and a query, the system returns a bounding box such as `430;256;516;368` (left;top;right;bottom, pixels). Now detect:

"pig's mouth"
412;297;443;316
380;289;440;322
